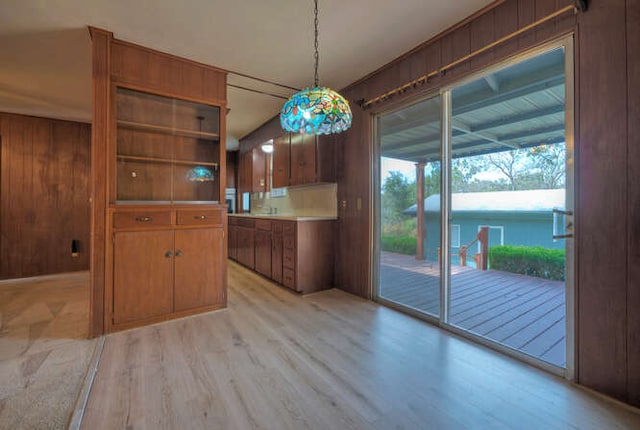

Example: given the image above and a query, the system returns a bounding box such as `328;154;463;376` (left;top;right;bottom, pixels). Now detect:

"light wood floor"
0;271;97;430
79;261;640;429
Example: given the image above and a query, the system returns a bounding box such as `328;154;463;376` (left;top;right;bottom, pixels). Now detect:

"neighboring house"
404;189;566;263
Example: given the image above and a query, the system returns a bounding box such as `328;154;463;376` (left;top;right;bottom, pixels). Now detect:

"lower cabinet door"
113;230;174;325
174;228;225;312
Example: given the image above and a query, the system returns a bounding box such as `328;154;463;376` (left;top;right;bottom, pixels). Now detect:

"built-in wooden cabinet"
90;28;228;334
228;216;334;294
272;134;290;188
110;207;226;329
238;148;267;193
255;132;335;188
235;218;255;269
255;219;272;277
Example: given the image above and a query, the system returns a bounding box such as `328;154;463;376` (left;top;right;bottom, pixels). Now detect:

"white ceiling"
0;0;493;148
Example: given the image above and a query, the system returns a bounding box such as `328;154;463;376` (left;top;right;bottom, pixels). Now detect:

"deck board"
378;251;566;367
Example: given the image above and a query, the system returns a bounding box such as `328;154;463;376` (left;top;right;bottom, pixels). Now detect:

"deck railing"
459;226;489;270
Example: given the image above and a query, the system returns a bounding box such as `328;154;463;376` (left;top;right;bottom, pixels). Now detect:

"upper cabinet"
237;147;267;194
116;88;222;203
275;133;336;187
272;134;290;189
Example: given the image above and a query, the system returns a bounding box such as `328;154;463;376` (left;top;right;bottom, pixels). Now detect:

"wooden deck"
379;251;566;367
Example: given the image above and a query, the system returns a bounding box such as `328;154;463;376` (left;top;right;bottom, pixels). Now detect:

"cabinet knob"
165;251;173;258
135;216;153;222
194;215;208;220
175;249;184;257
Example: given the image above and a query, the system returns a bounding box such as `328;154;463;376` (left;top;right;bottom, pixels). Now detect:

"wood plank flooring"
0;271;97;430
379;251;566;366
81;261;640;429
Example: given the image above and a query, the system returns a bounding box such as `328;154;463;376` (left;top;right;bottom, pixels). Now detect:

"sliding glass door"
376;95;441;318
375;38;574;372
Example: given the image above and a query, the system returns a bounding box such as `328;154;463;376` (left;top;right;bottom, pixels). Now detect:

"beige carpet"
0;272;98;430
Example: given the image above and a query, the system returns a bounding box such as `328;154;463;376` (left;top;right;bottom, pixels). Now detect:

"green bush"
489;245;565;281
380;236;417;255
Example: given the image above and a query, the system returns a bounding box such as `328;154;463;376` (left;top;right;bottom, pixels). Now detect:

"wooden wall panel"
626;0;640;406
0;113;90;279
576;0;629;401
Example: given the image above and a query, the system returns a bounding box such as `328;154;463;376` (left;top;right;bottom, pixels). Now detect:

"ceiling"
0;0;494;149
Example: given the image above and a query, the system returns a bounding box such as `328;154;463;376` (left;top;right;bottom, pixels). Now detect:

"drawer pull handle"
135;216;153;222
165;251;173;258
194;215;208;220
175;250;183;257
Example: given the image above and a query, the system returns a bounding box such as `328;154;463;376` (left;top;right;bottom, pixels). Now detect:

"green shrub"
380;236;417;255
489;245;565;281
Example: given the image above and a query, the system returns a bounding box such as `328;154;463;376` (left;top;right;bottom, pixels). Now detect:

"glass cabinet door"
116;88;221;203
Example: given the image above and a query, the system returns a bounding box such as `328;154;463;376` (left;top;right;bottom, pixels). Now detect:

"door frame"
372;34;576;379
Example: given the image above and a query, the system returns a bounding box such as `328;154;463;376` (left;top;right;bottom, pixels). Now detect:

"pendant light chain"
279;0;352;135
313;0;319;87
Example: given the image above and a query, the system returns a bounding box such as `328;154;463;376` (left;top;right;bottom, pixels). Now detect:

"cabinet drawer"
229;216;238;226
237;218;255;228
283;247;295;269
272;221;283;234
255;219;272;231
113;210;172;228
283;222;296;236
283;268;296;290
177;209;223;226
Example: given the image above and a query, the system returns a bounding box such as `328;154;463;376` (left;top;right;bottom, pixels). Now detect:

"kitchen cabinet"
272;134;290;188
290;133;316;185
111;207;226;329
236;218;255;269
228;216;238;260
254;219;272;278
271;221;283;284
238;148;267;193
228;215;334;294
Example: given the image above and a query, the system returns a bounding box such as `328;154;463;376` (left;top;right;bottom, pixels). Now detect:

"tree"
381;171;415;227
527;143;566;189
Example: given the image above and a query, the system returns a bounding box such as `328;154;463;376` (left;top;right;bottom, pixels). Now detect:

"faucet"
259;204;275;214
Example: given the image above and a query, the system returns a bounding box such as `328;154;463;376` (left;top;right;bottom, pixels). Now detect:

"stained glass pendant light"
280;0;352;135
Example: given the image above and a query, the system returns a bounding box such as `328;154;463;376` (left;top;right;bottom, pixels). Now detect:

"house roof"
403;189;566;214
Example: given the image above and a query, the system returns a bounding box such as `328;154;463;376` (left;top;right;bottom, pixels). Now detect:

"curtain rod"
357;3;580;110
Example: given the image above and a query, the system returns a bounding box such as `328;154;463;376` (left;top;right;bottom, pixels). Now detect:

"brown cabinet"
228;216;238;260
290;133;316;185
238;148;267;194
236;218;255;269
113;229;174;325
174;228;225;312
255;219;272;278
272;134;290;188
110;206;226;330
228;216;334;294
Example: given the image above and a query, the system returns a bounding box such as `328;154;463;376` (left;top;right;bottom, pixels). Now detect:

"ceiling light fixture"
261;140;274;153
280;0;352;135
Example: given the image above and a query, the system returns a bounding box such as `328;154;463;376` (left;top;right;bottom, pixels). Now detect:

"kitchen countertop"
228;213;337;221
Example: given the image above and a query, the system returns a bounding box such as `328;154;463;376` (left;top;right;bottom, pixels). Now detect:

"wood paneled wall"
627;0;640;407
0;112;90;279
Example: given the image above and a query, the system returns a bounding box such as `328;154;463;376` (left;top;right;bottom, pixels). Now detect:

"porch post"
416;163;425;260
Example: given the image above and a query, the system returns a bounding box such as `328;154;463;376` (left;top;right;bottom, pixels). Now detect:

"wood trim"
111;80;228;108
89;28;111;337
